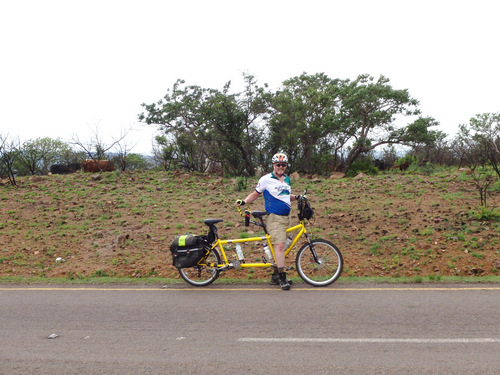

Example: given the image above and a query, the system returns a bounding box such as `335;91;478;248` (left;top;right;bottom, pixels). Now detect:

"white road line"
238;338;500;344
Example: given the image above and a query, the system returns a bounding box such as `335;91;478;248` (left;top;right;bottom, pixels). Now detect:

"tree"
413;133;455;166
139;74;271;176
72;124;131;161
0;134;21;185
152;135;180;171
17;137;71;175
455;113;500;174
140;73;442;176
140;81;213;172
112;153;152;171
204;75;270;175
268;73;343;173
454;113;500;207
338;75;439;174
112;133;139;172
465;113;499;178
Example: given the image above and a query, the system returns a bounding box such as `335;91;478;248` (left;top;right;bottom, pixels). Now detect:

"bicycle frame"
211;222;309;269
177;192;343;287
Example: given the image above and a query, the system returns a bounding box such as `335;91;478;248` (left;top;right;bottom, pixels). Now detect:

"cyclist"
236;152;302;290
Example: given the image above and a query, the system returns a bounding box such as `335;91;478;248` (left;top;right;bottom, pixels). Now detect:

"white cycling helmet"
271;153;288;164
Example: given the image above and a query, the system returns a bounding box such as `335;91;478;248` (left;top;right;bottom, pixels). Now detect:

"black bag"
170;235;208;268
298;199;314;221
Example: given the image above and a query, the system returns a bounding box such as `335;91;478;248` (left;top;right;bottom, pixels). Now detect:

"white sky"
1;0;498;155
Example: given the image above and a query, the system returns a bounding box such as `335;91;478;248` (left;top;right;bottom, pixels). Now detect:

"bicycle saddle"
252;211;269;218
204;218;223;226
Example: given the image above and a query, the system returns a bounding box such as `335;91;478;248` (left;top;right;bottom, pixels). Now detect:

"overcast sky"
1;0;498;154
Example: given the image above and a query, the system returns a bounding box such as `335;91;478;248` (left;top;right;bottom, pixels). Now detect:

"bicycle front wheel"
296;239;343;287
178;248;221;287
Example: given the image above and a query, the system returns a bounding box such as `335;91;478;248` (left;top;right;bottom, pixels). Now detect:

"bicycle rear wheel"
296;239;343;287
178;248;220;286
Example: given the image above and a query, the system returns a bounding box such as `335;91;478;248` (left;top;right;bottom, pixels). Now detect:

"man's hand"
235;199;245;206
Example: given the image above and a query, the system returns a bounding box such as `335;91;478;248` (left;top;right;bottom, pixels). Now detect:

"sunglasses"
275;163;287;167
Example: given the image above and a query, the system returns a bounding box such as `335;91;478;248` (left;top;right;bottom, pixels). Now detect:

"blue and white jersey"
255;173;291;215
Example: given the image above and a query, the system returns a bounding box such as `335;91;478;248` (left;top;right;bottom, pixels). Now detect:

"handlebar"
298;189;308;201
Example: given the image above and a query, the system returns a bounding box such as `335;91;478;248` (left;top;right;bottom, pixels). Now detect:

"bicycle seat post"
259;216;267;231
249;211;269;234
204;218;223;243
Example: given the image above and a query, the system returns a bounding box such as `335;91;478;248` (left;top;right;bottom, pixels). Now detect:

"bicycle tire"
178;248;221;287
296;239;343;287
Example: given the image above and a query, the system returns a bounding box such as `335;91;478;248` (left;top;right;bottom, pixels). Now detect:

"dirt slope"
0;169;499;281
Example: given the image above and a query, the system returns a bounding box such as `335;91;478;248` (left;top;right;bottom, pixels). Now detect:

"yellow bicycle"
173;192;343;287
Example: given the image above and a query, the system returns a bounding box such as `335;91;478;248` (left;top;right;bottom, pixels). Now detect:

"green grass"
1;275;499;285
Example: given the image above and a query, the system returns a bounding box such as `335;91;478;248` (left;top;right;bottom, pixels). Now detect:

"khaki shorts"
266;213;290;245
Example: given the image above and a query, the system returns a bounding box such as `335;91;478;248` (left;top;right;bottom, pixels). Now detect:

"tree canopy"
140;72;440;176
139;74;271;176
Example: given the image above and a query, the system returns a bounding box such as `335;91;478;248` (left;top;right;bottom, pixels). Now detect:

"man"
236;153;302;290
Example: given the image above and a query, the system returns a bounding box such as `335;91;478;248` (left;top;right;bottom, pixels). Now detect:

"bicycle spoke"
179;248;220;286
296;239;343;287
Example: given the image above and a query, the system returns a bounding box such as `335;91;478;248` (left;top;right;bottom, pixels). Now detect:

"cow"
398;161;410;171
373;159;390;171
390;161;411;171
81;159;115;173
50;163;82;174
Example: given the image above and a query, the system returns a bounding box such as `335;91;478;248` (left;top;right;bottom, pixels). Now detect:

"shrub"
347;159;379;177
470;206;500;221
235;177;248;191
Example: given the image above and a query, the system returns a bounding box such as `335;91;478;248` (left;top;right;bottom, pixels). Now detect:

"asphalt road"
1;283;499;375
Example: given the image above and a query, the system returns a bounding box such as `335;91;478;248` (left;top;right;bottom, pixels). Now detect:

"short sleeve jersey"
255;173;291;215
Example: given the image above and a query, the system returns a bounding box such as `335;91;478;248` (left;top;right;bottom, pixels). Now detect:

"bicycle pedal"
285;266;294;271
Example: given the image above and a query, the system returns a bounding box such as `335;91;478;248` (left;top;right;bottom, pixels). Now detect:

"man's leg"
275;243;291;290
267;214;291;290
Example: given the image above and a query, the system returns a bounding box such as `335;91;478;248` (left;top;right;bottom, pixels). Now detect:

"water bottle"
285;235;293;250
235;243;244;260
263;243;272;260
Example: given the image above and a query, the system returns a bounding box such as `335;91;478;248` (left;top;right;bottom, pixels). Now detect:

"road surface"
1;283;499;374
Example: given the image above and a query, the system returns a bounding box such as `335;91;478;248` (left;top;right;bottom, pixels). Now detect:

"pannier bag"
170;235;208;268
298;199;314;221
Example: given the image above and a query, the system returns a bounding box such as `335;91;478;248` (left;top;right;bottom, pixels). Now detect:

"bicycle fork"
304;233;322;264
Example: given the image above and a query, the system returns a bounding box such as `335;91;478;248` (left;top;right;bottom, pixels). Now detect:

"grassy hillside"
0;169;499;283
